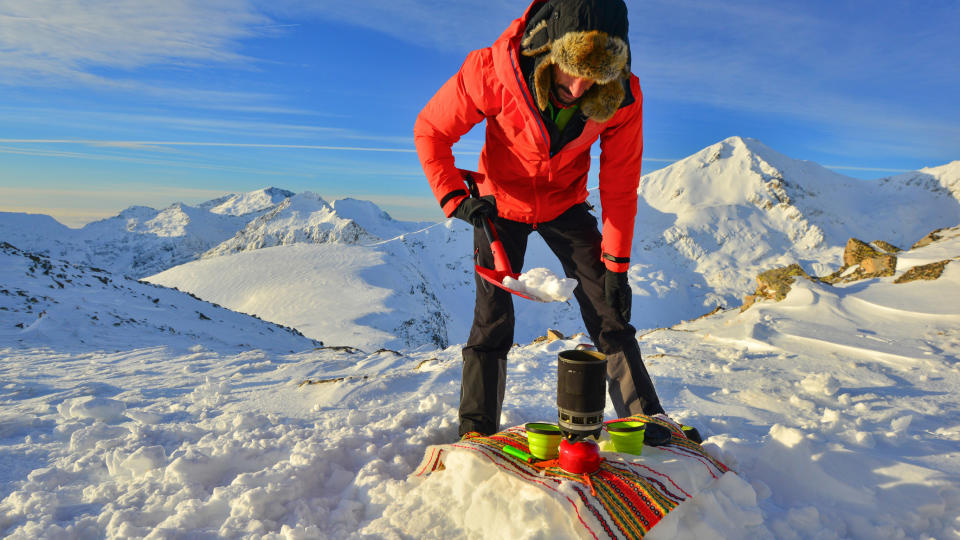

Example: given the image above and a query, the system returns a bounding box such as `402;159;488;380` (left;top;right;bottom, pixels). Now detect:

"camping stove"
556;349;607;442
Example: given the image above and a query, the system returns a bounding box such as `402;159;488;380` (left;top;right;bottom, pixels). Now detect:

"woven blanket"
414;415;729;539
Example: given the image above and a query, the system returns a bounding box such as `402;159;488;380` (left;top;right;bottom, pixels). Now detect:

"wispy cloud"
0;143;313;177
0;184;230;201
1;138;688;172
0;1;270;82
261;0;517;51
0;139;417;153
0;0;295;112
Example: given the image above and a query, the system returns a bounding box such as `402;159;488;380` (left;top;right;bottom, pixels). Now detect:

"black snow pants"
458;202;664;436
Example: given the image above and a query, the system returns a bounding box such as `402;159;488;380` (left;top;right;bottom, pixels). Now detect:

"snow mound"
502;267;578;302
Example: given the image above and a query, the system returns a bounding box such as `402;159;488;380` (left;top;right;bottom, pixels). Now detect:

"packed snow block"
413;416;732;538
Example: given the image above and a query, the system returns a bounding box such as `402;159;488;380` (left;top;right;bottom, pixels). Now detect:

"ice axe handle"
463;171;512;274
482;218;513;275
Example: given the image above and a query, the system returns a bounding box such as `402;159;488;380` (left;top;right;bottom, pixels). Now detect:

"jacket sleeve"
414;49;495;217
597;77;644;273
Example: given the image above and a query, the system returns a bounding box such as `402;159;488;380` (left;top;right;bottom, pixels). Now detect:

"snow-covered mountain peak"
83;202;241;241
114;205;159;220
201;187;295;216
201;191;377;257
332;198;392;223
141;203;195;238
331;198;427;241
881;160;960;202
641;136;852;214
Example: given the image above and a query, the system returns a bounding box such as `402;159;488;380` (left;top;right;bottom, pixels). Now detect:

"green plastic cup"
525;422;562;459
605;420;646;455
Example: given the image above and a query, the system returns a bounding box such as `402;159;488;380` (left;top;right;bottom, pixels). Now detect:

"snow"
502;267;578;302
201;187;295;216
1;138;959;538
149;243;398;350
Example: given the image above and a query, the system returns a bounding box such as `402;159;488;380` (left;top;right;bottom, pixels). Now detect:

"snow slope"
1;225;958;538
150;242;449;351
0;242;320;353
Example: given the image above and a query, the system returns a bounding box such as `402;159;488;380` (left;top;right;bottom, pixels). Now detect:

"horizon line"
0;139;923;173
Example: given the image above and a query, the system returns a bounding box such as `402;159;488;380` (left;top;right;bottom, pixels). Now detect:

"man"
415;0;665;438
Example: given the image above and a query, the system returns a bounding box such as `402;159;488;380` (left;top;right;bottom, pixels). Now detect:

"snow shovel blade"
475;265;550;303
475;217;551;303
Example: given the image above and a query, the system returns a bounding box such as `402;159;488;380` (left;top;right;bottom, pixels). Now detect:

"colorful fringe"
414;415;729;539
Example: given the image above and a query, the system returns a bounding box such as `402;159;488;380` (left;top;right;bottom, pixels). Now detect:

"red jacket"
414;1;643;272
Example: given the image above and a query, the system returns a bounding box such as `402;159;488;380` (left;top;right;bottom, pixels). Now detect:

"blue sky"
1;0;957;227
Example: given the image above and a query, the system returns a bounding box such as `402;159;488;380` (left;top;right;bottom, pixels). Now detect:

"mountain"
627;137;960;320
0;187;429;280
142;138;960;351
879;160;960;202
3;137;958;350
201;192;431;258
76;203;249;278
0;212;75;259
0;242;320;352
198;187;295;216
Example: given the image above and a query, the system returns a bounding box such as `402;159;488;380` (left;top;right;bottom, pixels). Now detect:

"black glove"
452;195;497;228
604;269;632;322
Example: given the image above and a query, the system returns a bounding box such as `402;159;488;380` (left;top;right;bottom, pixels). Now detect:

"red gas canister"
558;438;602;474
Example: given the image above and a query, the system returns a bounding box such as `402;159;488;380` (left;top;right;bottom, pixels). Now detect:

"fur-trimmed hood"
520;0;631;123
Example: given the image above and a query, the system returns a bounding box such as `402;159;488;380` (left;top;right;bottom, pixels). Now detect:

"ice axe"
462;171;548;303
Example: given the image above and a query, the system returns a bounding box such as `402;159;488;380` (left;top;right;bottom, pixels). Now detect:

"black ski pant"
459;203;664;436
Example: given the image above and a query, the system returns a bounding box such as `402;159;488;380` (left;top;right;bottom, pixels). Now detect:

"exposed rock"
687;305;725;322
912;228;946;249
532;328;568;344
415;357;438;371
741;264;814;311
871;240;901;253
860;255;897;277
894;260;951;284
843;238;882;267
823;238;900;284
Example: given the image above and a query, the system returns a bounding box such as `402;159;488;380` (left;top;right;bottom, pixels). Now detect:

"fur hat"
520;0;630;123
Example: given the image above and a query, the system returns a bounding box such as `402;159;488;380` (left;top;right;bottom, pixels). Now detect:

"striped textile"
414;415;729;539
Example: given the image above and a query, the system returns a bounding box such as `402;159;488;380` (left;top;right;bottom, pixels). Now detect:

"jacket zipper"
509;48;549;226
